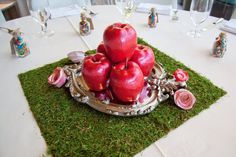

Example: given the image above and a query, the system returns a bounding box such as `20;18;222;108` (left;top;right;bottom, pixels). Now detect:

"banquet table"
0;5;236;157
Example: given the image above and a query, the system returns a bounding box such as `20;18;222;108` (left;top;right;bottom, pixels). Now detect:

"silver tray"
63;62;186;117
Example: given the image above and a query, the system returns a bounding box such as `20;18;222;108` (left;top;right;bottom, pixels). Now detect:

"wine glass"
188;0;213;38
116;0;135;23
171;0;179;21
27;0;54;37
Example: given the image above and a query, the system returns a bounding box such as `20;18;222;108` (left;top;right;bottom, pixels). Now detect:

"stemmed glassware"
188;0;213;38
27;0;54;37
116;0;136;23
171;0;179;21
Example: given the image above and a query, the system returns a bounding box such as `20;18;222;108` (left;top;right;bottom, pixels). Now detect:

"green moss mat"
19;38;226;157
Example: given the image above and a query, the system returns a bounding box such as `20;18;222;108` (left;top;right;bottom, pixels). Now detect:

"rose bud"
173;69;189;82
48;67;67;88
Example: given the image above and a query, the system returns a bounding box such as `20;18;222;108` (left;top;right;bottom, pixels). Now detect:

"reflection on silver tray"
63;62;186;117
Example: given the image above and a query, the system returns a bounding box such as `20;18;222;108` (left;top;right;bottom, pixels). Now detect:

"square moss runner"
19;39;226;157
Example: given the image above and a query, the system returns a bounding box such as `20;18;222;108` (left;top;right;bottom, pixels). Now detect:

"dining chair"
0;10;6;23
128;0;178;12
48;0;91;8
138;0;179;10
135;0;174;5
91;0;116;5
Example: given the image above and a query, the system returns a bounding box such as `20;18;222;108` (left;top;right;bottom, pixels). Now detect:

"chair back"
0;11;6;24
48;0;91;8
135;0;173;5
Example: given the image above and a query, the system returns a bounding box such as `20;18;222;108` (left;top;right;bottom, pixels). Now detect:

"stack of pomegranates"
82;23;155;103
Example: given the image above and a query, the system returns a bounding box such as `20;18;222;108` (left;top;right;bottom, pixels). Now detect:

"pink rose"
174;89;196;110
173;69;189;82
48;67;67;88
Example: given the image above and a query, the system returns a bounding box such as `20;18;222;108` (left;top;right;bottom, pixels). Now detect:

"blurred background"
0;0;235;21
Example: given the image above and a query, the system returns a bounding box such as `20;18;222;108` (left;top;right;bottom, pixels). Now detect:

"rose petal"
95;91;107;101
48;74;54;84
178;92;192;108
95;89;113;101
138;83;149;103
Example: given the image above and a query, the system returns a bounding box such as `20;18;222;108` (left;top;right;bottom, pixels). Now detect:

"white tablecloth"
0;5;236;157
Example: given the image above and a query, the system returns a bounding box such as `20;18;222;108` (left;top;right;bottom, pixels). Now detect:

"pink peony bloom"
48;67;67;88
173;69;189;82
174;89;196;110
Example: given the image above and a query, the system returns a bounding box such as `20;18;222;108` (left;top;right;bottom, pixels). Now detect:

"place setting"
18;21;226;156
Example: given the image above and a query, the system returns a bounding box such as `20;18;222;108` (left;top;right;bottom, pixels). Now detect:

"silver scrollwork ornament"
63;61;187;117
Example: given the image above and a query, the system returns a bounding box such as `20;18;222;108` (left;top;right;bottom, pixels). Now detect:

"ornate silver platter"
63;62;186;117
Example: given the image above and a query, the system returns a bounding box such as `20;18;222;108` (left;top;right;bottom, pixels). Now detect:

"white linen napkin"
50;4;82;19
136;3;171;15
220;19;236;34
